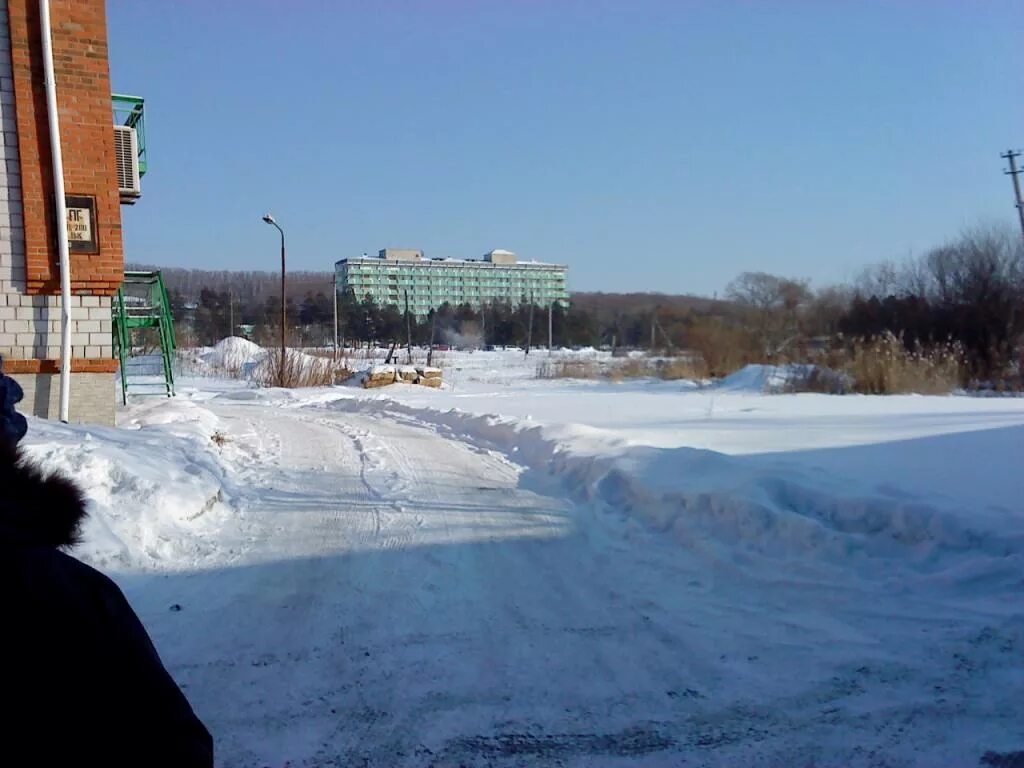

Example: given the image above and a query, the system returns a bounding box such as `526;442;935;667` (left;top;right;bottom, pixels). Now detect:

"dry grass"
606;358;650;382
781;333;964;395
537;354;708;382
842;333;963;394
537;359;603;380
256;348;352;388
654;356;709;380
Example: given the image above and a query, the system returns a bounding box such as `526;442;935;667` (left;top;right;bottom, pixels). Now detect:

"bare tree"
726;272;811;356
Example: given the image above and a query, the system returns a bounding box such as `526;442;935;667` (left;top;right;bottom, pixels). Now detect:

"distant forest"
131;225;1024;384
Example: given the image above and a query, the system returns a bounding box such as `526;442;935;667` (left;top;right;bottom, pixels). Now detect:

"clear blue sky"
106;1;1022;295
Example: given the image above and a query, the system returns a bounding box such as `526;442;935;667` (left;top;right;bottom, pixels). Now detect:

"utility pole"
404;290;413;364
427;310;437;366
1001;150;1024;241
333;274;339;360
547;302;553;355
525;295;535;356
228;290;234;338
650;308;657;353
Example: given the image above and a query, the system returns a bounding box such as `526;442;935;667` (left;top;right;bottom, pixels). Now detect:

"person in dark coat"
0;365;213;766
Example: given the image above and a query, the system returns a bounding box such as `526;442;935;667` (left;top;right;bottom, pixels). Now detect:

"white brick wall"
0;2;113;364
9;371;116;426
0;293;114;360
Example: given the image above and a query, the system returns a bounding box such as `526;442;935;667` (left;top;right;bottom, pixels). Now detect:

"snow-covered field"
20;348;1024;767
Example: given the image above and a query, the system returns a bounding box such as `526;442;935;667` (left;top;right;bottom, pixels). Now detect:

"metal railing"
112;93;147;176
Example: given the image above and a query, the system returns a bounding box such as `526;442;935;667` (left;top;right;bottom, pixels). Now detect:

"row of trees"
161;224;1024;383
711;226;1023;380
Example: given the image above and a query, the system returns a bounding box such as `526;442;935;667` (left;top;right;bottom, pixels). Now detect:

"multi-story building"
336;249;569;317
0;0;142;424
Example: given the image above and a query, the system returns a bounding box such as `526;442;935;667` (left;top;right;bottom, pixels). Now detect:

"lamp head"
262;214;276;225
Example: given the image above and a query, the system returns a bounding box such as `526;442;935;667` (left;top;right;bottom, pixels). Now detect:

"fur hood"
0;440;87;549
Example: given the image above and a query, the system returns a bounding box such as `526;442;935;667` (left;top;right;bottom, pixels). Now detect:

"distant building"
335;249;569;317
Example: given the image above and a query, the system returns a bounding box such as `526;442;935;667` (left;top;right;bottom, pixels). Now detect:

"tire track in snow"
169;399;889;767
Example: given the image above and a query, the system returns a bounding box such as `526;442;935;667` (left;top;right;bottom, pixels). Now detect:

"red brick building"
0;0;133;424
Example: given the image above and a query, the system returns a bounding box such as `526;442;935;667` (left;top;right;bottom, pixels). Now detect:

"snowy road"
103;396;1022;768
125;403;695;766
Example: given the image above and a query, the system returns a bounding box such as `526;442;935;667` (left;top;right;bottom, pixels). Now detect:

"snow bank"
201;336;266;372
21;399;239;572
324;396;1024;574
195;338;338;385
715;363;817;393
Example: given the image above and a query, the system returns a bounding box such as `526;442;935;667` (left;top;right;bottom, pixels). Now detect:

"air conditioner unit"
113;125;141;202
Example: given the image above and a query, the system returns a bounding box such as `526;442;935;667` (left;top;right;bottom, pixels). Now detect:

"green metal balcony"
112;94;147;177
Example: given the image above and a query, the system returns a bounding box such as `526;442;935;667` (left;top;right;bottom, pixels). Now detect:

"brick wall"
0;0;119;424
0;295;114;361
6;0;123;296
9;370;114;423
0;0;115;370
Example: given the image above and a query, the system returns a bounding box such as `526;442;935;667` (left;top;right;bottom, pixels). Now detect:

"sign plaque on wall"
65;195;98;254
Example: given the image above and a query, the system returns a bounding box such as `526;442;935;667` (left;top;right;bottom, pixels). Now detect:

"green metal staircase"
113;271;176;404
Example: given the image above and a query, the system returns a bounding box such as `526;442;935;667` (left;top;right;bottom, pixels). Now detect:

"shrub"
537;359;602;380
843;333;963;394
685;319;759;378
655;356;708;380
606;358;649;382
256;348;350;388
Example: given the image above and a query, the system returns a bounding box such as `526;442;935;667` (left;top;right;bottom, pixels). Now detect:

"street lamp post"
332;272;339;360
262;214;286;385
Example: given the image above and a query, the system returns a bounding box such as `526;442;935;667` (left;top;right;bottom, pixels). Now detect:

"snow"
201;336;265;371
16;347;1024;766
715;362;815;393
22;398;242;571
